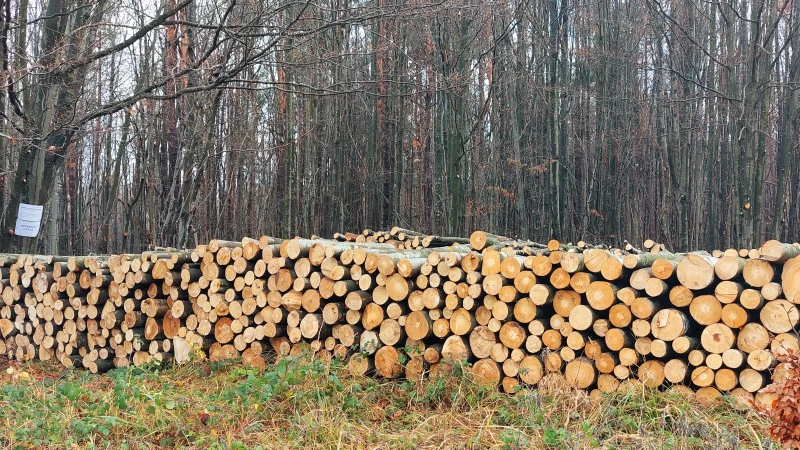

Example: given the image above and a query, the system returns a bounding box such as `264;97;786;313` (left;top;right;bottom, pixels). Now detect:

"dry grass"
0;352;778;449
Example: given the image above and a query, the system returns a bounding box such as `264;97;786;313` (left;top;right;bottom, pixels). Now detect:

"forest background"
0;0;797;255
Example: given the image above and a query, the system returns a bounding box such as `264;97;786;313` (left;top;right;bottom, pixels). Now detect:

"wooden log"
739;289;764;310
347;353;373;376
630;297;661;320
760;299;799;333
528;255;552;277
374;346;403;379
739;368;768;393
614;287;637;306
771;332;800;358
582;249;608;273
564;358;595;389
643;278;668;298
714;281;743;304
472;359;501;386
760;240;800;263
598;255;625;281
747;349;777;371
467;326;496;359
742;259;774;288
529;284;555;306
650;309;691;342
667;285;693;308
782;255;800;303
498;322;526;349
605;328;634;351
469;231;511;251
712;256;745;283
594;352;618;374
689;295;722;326
701;323;735;354
664;359;688;384
553;290;580;317
737;322;770;353
695;387;722;404
671;336;699;355
569;305;598;331
449;308;476;336
706;352;723;371
638;360;665;388
480;249;504;276
560;253;584;274
518;355;543;386
585;281;618;311
597;373;620;393
512;298;539;324
690;366;715;388
482;273;507;296
676;254;717;290
441;335;471;362
378;319;404;346
511;271;536;294
720;348;745;369
583;339;605;360
714;368;737;391
300;314;331;340
651;258;679;280
761;282;782;301
605;303;630;328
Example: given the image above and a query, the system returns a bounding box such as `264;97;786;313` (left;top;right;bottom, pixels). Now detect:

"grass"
0;351;778;450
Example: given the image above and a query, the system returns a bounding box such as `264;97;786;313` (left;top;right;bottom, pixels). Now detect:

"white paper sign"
15;203;44;238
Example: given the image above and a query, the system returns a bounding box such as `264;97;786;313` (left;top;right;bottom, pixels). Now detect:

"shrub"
758;350;800;448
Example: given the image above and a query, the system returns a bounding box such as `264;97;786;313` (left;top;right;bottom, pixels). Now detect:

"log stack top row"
0;229;798;407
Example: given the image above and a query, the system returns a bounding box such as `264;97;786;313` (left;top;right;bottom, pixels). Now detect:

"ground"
0;352;778;449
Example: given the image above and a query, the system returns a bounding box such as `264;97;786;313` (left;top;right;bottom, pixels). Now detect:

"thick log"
582;249;608;273
441;335;471;361
498;322;526;349
760;299;799;333
676;254;717;290
739;289;764;310
671;336;699;355
650;309;690;342
760;240;800;263
701;323;735;354
585;281;618;311
737;323;770;353
564;358;595;389
739;368;768;393
782;255;800;303
638;360;665;388
469;231;512;251
529;284;555;306
690;366;715;388
472;359;501;386
374;346;403;378
714;256;746;281
599;256;625;281
688;295;721;326
742;259;774;288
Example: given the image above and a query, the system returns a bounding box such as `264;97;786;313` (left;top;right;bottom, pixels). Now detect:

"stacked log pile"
1;230;799;405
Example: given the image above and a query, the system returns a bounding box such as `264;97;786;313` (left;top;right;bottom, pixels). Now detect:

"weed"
0;354;778;449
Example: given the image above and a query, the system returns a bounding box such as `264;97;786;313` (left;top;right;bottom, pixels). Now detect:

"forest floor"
0;352;778;450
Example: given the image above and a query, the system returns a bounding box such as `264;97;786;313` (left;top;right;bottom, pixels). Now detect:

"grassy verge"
0;352;777;449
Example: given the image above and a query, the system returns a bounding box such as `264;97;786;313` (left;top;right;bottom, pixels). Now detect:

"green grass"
0;352;777;449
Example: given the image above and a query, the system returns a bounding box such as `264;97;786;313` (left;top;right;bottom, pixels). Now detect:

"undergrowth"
0;352;777;449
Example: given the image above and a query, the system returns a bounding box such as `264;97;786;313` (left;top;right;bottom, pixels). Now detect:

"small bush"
758;350;800;448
